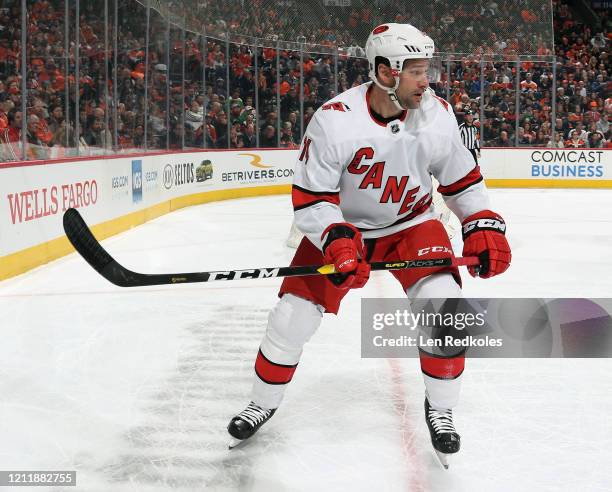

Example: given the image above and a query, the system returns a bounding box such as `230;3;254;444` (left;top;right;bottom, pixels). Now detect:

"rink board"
480;148;612;188
0;149;293;280
0;148;610;280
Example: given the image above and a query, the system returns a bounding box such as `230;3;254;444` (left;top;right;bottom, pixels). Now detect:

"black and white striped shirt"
458;122;480;150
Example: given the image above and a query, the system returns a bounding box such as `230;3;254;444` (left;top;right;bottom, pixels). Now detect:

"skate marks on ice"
81;305;280;491
386;358;428;488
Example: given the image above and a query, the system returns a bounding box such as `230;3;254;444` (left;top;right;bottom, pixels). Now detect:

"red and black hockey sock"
254;349;298;385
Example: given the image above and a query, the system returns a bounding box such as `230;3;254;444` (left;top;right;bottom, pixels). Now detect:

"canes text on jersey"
347;147;431;216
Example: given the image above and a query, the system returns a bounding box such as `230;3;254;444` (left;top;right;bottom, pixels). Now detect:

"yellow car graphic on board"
196;159;213;182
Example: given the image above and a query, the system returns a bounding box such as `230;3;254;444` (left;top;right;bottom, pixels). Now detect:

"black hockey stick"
63;208;479;288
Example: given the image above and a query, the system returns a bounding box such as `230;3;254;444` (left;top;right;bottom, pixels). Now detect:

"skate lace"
428;407;456;434
240;403;272;428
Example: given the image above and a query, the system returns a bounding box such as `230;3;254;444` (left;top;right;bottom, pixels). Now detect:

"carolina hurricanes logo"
238;153;273;168
322;102;351;112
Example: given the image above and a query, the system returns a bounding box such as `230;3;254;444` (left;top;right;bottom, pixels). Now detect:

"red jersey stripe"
437;165;483;196
292;184;340;211
433;95;450;111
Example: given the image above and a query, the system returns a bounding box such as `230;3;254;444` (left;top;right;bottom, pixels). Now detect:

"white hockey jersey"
292;83;490;250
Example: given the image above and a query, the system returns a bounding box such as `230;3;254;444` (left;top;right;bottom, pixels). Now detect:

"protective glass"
427;56;442;83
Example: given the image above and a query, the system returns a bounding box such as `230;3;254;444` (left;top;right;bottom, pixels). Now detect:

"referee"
458;110;480;164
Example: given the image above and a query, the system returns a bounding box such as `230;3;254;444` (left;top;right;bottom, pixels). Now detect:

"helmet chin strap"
372;76;407;112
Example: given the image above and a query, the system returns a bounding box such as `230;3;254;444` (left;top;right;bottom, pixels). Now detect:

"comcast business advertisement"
481;148;611;183
361;298;612;358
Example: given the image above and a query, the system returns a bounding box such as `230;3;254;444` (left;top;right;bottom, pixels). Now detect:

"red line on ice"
388;358;426;491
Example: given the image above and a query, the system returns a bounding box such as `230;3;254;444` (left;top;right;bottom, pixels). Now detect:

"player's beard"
400;94;422;110
396;88;424;110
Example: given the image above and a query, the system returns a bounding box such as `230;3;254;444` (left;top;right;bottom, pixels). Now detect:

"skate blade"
228;437;246;450
435;450;451;469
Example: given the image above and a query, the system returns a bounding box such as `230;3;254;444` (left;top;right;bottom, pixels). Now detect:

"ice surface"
1;189;611;491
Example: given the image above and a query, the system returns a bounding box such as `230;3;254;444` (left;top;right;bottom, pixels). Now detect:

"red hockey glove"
321;223;370;289
461;210;511;278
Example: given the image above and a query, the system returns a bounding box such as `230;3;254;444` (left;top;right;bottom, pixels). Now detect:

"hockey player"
228;23;511;467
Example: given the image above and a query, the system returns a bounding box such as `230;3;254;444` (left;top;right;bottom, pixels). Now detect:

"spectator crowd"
435;0;609;148
0;0;609;161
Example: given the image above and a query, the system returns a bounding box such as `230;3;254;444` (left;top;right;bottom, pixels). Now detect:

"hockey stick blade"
63;208;479;288
63;207;152;287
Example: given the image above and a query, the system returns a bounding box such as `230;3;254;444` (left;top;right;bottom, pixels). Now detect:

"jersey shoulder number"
298;136;312;164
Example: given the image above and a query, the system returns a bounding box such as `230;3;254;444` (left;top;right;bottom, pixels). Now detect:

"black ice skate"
424;397;461;469
227;401;276;449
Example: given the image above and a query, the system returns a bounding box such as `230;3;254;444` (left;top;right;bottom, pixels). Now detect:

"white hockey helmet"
365;23;440;110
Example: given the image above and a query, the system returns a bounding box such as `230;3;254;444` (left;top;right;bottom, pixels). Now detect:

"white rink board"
1;148;611;275
481;148;611;182
0;150;295;258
